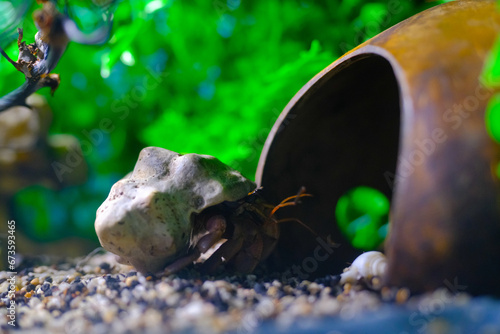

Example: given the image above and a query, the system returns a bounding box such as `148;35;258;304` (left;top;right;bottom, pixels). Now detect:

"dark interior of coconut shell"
259;54;401;276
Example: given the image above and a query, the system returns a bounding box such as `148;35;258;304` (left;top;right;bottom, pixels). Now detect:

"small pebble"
100;262;111;271
308;282;321;295
343;283;352;295
125;276;139;288
396;288;410;304
254;283;266;295
381;286;395;301
370;276;383;290
267;286;279;298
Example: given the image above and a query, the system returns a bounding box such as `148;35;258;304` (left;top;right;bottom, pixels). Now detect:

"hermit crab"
95;146;311;274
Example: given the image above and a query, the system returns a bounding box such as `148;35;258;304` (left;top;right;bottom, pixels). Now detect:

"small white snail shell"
340;251;387;284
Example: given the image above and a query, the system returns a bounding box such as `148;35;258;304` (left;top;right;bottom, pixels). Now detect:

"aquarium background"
0;0;466;253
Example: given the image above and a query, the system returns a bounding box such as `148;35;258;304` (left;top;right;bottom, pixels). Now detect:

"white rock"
95;147;255;273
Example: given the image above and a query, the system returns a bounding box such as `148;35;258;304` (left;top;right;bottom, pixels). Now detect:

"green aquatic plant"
335;186;390;251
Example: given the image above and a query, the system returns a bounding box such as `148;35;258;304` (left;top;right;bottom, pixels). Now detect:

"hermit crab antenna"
275;218;320;239
269;187;313;217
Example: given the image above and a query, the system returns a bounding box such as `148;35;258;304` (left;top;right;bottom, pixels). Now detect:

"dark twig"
0;1;112;112
0;47;17;67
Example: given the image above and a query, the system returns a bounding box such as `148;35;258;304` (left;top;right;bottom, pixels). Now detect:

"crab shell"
95;147;256;273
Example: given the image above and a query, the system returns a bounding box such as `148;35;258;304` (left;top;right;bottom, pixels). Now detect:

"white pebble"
46;297;63;310
255;297;275;318
176;300;215;320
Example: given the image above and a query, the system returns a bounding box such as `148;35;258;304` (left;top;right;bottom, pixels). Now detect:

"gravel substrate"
1;250;500;333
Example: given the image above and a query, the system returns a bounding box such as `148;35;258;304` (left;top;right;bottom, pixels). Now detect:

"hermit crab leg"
163;215;226;275
163;249;202;275
201;236;244;274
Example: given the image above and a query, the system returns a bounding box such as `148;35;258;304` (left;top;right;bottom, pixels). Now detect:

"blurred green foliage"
335;186;389;250
486;94;500;144
1;0;441;244
481;0;500;180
